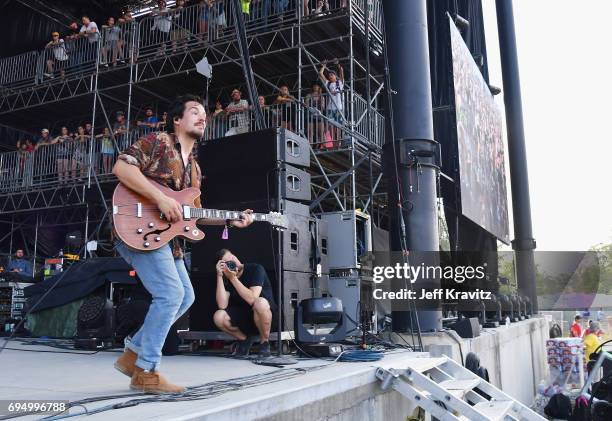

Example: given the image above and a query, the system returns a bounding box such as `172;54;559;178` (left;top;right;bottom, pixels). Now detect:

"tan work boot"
114;348;138;377
130;367;186;394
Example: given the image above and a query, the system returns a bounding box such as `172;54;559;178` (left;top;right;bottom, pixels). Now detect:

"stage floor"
0;338;425;420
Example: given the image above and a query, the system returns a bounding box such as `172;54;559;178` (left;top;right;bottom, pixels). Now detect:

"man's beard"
186;127;205;139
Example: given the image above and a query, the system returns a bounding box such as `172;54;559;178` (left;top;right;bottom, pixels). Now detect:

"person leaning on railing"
50;126;73;184
225;89;250;136
273;84;295;132
102;17;122;67
44;32;69;79
79;15;101;64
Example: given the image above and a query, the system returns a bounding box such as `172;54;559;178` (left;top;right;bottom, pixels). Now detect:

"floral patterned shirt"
118;131;201;258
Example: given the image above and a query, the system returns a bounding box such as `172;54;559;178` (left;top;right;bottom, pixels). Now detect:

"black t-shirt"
224;263;276;310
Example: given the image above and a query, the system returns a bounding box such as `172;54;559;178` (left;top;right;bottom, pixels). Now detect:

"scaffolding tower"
0;0;387;264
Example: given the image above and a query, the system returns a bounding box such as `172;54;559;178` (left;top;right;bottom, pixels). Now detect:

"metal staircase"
376;356;545;421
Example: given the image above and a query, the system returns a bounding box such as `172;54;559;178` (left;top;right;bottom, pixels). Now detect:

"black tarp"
24;256;137;313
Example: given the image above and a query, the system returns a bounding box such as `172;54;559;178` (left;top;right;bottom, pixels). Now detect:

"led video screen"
450;18;510;243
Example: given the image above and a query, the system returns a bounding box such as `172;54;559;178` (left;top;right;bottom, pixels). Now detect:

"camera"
225;261;237;271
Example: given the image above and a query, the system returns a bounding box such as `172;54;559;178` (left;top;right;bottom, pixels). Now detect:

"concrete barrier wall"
418;317;550;405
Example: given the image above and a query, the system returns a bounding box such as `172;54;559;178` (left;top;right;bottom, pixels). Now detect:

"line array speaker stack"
191;129;328;332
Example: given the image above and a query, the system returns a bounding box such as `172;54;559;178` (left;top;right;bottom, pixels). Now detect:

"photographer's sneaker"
258;341;271;358
233;336;255;357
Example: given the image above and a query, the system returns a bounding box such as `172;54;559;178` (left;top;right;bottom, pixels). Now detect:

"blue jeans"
114;241;194;371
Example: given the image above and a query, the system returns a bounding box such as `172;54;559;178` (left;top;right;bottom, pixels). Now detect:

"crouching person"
213;248;277;358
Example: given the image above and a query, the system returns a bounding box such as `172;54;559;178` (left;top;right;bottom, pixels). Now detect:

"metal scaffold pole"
382;0;441;332
496;0;537;311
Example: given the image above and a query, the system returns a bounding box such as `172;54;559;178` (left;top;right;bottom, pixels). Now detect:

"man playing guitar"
111;94;254;394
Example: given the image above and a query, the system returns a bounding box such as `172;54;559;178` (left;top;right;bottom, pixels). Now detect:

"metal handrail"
0;0;383;90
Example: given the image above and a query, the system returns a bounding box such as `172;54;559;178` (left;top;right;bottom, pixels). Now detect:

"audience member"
44;32;69;79
113;111;128;148
225;89;250;135
305;81;326;145
171;0;189;52
73;125;90;180
79;15;101;63
319;60;344;140
34;128;52;150
152;0;173;55
102;17;122;67
51;126;73;183
84;122;93;136
6;249;33;275
274;84;294;131
157;111;168;131
137;107;159;134
241;0;252;21
97;127;115;174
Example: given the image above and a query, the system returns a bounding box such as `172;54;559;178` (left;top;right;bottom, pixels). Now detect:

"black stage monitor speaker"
202;164;311;205
199;128;310;170
451;317;481;339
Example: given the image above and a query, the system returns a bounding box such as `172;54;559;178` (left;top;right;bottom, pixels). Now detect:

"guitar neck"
190;208;271;222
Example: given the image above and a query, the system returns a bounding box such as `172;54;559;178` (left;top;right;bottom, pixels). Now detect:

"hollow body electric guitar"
112;180;288;251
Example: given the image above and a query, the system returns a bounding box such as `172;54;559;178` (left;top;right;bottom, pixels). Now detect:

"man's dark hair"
575;315;582;321
167;94;202;133
216;248;231;262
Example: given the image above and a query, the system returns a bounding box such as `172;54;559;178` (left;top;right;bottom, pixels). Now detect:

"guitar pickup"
183;205;191;220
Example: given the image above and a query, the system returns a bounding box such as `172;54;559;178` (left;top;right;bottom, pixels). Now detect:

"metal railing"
0;90;383;193
0;0;383;90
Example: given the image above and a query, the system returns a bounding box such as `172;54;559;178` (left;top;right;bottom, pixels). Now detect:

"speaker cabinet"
199;128;310;170
191;200;313;275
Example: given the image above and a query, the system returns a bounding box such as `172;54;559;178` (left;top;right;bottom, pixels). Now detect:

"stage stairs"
376;356;545;421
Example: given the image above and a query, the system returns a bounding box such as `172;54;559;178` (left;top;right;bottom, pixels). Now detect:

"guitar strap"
190;155;202;208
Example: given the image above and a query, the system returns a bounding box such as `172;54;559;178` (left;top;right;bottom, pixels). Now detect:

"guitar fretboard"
190;208;269;222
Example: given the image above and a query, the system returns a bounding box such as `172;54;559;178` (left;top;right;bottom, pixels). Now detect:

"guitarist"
111;94;254;394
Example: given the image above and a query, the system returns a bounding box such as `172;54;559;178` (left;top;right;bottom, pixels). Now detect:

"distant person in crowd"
97;127;115;174
44;32;69;78
319;59;344;141
225;89;250;135
117;11;134;62
314;0;329;14
240;0;252;21
210;99;226;138
73;125;90;180
113;111;128;148
570;314;583;338
16;140;34;185
157;111;168;131
152;0;173;55
597;308;606;322
7;249;33;275
102;17;122;67
16;138;35;153
213;248;276;357
65;22;83;72
34;128;53;150
198;0;214;40
137;107;159;134
170;0;188;52
303;0;310;17
79;15;101;63
256;95;273;125
305;81;326;145
274;84;294;131
51;126;73;183
584;320;603;360
85;122;93;136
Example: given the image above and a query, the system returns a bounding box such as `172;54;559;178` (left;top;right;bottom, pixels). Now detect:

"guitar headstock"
267;212;289;230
